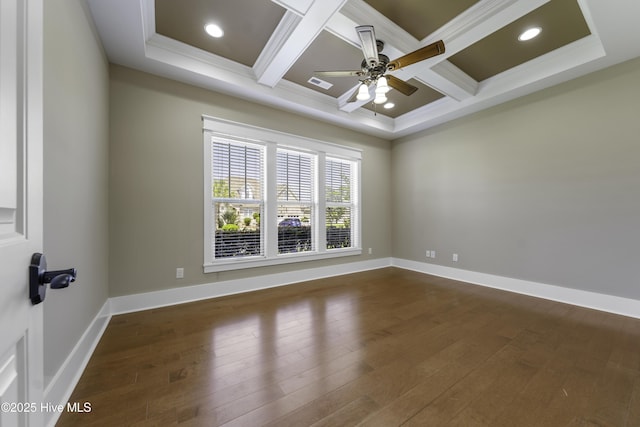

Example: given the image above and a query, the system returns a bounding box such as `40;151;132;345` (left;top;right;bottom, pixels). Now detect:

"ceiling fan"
314;25;445;105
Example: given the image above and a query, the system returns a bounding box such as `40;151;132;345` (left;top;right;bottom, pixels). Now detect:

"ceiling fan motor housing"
361;53;389;79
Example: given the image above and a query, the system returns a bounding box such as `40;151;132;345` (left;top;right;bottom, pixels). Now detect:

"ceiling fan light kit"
356;83;370;101
373;95;387;104
375;76;389;94
314;25;445;112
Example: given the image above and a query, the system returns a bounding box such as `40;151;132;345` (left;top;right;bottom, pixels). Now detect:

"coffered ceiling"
87;0;640;139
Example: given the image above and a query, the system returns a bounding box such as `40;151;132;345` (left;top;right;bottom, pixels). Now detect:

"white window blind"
277;149;315;254
212;141;263;200
211;139;264;259
326;159;352;203
325;158;358;250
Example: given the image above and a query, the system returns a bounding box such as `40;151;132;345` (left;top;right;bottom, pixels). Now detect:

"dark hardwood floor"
57;267;640;426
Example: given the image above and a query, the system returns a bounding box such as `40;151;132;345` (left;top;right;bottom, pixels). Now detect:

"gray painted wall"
43;0;110;383
392;57;640;300
108;65;392;297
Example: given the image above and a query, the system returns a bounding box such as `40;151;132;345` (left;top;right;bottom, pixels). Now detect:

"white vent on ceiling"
307;76;333;90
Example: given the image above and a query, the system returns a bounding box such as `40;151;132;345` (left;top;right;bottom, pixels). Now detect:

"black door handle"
29;253;77;305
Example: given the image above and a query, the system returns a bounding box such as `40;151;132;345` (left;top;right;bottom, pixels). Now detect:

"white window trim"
203;115;362;273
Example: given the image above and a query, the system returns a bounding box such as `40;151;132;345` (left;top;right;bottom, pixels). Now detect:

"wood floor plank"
310;396;379;427
56;268;640;426
626;377;640;427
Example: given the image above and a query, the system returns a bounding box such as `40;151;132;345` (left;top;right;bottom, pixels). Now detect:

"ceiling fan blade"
356;25;379;66
314;70;363;78
386;75;418;96
387;40;445;71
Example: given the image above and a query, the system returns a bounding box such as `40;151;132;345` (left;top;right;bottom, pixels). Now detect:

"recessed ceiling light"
383;102;395;109
205;23;224;38
518;27;541;41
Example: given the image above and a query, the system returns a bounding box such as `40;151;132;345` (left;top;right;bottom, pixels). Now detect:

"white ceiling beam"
253;11;303;85
254;0;349;88
415;62;478;101
324;10;361;49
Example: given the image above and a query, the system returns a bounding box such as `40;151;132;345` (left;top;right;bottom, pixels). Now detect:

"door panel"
0;0;44;425
0;340;25;426
0;0;20;239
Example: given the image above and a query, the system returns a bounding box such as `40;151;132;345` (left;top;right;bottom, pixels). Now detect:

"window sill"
203;248;362;273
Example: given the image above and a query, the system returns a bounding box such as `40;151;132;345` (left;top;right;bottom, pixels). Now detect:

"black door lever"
29;253;77;305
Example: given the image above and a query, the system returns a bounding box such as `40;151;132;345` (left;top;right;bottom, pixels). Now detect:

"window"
326;158;357;250
211;139;264;259
277;149;314;254
203;116;361;272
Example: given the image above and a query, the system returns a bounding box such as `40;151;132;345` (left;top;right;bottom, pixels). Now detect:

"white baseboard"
392;258;640;319
109;257;392;315
44;300;111;427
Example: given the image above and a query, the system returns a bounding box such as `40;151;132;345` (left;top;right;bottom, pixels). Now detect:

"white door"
0;0;44;426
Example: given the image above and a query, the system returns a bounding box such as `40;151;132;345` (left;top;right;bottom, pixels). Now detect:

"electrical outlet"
426;250;431;258
368;248;372;255
176;267;184;279
452;253;458;262
430;250;436;258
